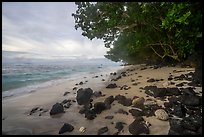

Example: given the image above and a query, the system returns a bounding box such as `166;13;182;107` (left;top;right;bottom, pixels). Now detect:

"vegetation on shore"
72;2;202;83
72;2;201;63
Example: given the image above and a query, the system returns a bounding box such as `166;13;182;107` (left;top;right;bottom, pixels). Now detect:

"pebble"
154;109;169;121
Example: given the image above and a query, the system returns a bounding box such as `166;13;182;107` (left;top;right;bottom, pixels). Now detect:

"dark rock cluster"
143;81;202;135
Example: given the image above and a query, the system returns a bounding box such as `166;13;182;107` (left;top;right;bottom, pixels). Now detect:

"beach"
2;64;202;135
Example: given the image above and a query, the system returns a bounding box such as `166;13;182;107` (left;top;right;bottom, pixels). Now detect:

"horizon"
2;2;109;60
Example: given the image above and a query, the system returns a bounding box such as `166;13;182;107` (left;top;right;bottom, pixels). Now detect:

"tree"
72;2;202;64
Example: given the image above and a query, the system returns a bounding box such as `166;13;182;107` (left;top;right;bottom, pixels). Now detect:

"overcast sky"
2;2;108;59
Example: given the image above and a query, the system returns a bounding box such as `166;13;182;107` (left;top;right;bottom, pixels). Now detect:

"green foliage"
72;2;202;64
161;2;202;60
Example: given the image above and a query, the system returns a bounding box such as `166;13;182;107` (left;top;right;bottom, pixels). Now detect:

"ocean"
2;56;123;98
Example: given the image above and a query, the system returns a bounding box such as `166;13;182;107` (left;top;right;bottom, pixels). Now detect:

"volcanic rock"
128;117;149;135
58;123;74;134
50;103;64;115
93;102;107;114
76;88;93;105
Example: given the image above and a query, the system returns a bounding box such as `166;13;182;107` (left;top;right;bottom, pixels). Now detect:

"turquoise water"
2;58;122;93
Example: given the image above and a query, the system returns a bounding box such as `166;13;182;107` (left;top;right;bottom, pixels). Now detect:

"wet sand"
2;64;201;135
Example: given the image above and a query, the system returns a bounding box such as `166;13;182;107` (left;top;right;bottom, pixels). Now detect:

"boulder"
58;123;74;134
93;102;107;114
76;88;93;105
128;117;149;135
154;109;169;121
50;103;64;115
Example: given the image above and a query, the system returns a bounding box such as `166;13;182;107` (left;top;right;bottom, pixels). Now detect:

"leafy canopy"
72;2;202;64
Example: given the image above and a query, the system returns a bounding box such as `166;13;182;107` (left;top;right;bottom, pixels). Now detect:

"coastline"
2;64;202;135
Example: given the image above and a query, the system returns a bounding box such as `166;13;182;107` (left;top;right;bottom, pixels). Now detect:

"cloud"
2;2;108;60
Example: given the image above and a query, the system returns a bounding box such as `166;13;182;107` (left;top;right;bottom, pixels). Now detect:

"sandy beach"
2;64;202;135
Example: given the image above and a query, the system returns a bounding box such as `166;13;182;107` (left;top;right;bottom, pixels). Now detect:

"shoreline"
2;64;202;135
2;65;123;99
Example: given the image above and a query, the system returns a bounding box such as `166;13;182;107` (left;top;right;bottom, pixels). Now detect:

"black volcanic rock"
181;95;201;107
76;88;93;105
129;117;149;135
50;103;64;115
168;119;183;135
58;123;74;134
93;102;107;114
171;104;187;118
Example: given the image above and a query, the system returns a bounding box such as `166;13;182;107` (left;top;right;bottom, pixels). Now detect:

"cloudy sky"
2;2;108;59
